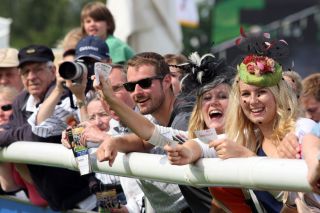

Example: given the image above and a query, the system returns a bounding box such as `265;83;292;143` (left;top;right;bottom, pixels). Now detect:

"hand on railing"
277;132;301;159
209;139;255;159
164;143;194;165
96;137;119;167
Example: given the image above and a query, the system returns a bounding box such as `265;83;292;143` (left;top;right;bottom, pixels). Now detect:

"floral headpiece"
236;27;289;87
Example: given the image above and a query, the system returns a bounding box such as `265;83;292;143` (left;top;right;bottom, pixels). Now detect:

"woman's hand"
80;122;110;146
277;132;301;159
61;129;72;149
164;144;194;165
209;139;255;159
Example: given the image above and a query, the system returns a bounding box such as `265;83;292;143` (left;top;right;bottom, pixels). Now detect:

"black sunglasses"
1;104;12;111
123;76;163;92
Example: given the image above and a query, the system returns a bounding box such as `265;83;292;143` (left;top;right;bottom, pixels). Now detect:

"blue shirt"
311;122;320;137
255;147;283;213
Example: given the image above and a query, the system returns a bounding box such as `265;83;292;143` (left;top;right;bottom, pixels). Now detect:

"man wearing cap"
0;44;57;146
0;44;96;211
22;36;111;211
0;48;23;91
28;36;111;138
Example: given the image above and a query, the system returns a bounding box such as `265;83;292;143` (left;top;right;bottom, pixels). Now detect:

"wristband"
77;99;87;108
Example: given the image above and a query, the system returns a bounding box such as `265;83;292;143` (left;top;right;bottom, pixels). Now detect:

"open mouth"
209;110;223;119
250;108;264;114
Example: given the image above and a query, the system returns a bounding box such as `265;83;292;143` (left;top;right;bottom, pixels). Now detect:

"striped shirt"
136;116;189;213
27;96;79;138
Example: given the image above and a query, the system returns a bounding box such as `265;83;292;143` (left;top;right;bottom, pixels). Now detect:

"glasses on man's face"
0;104;12;111
123;76;163;92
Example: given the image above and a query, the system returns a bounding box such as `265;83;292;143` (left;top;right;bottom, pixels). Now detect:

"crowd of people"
0;1;319;213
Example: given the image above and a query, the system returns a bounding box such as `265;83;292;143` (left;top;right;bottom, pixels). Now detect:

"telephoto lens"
59;61;87;83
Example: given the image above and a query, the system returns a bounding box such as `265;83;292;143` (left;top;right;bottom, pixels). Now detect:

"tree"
0;0;104;48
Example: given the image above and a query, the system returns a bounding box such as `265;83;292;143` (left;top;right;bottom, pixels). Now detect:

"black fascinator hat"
175;52;236;96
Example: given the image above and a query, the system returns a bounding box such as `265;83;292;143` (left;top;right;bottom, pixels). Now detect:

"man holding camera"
24;36;114;211
28;36;111;137
0;44;96;211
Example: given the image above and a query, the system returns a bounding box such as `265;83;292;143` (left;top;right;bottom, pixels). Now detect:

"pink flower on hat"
243;55;275;76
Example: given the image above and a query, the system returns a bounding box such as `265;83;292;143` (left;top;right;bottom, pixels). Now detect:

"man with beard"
96;52;199;213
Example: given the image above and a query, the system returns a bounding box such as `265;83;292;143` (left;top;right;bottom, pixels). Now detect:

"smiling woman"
221;31;318;212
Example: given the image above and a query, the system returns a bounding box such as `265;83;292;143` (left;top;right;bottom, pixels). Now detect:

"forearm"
77;99;88;122
0;124;36;147
303;134;320;168
113;133;153;153
184;140;203;163
36;88;63;124
105;95;154;140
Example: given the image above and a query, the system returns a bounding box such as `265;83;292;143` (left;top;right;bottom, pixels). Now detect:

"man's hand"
93;73;115;101
96;137;119;167
65;71;87;100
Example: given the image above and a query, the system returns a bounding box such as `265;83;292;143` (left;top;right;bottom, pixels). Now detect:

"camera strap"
69;90;77;109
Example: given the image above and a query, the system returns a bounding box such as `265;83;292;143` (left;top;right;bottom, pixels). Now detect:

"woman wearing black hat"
93;51;254;212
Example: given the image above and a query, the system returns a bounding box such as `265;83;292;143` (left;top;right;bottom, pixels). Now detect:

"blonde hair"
225;75;299;151
282;70;303;98
61;27;83;51
0;86;19;102
188;96;206;138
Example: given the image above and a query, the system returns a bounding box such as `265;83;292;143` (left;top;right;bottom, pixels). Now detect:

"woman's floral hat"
236;27;289;87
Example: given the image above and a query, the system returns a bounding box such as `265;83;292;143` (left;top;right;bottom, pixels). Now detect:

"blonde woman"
94;52;255;212
166;33;317;212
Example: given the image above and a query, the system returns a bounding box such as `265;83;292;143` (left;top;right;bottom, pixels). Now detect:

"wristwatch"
76;99;87;108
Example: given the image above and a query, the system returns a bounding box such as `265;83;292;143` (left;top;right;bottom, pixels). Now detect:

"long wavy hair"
224;74;299;151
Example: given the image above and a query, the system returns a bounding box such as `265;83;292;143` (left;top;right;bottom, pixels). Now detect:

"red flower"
243;55;276;75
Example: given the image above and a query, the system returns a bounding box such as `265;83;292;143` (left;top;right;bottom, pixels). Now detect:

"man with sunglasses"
97;52;191;213
0;44;97;211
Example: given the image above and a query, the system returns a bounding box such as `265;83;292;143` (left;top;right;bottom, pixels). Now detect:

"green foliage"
0;0;104;48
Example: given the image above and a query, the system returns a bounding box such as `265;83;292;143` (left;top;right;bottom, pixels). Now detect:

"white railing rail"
0;141;312;192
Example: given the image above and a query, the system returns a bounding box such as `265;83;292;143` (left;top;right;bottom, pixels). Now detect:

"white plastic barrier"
0;141;312;192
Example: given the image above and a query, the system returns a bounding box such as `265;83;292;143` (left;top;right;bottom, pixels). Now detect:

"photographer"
26;36;111;211
28;36;111;137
